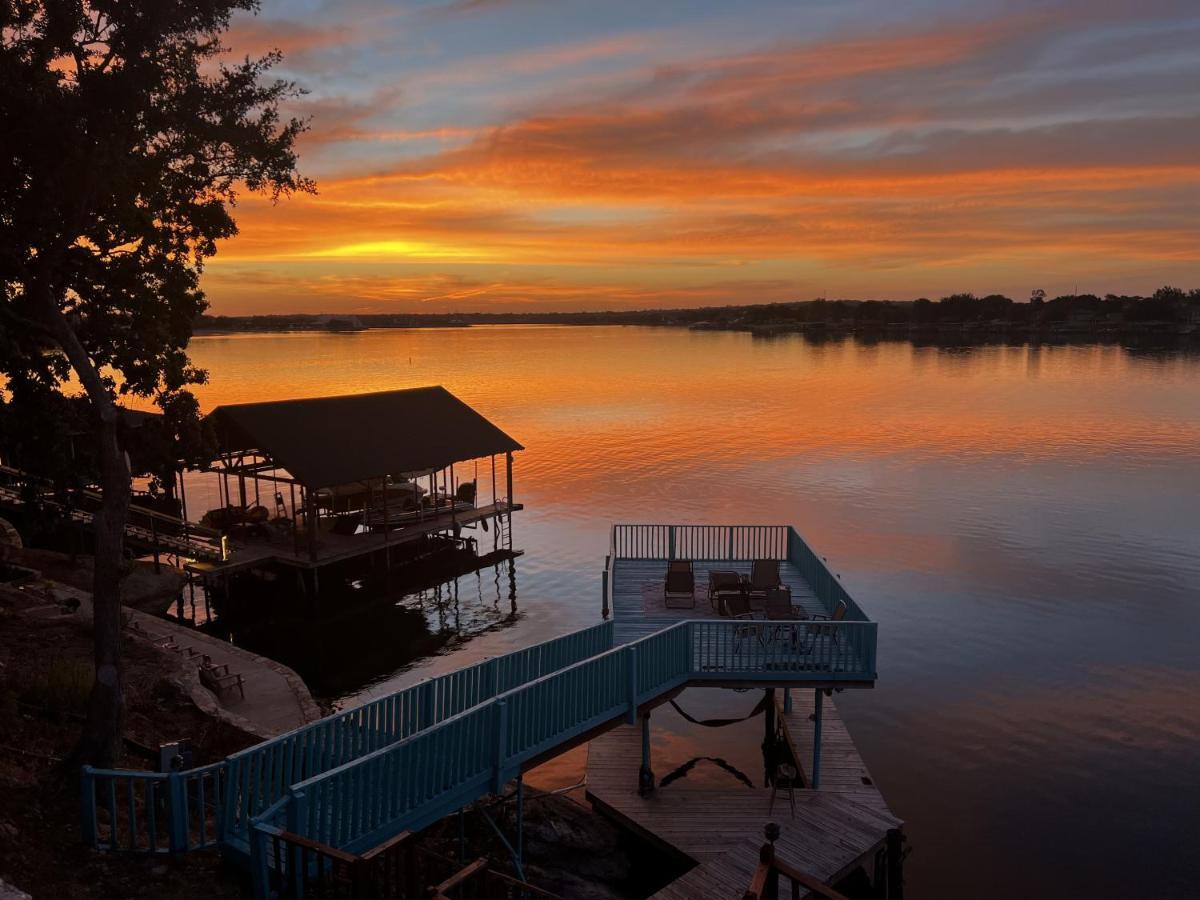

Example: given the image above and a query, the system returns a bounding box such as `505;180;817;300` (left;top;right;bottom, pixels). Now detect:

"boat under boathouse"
190;386;523;586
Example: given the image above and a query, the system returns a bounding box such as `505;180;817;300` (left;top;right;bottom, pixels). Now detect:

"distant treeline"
197;286;1200;337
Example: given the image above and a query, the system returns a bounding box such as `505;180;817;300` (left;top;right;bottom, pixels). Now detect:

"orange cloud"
206;11;1200;312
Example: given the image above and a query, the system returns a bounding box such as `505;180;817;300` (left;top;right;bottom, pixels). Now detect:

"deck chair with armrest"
663;560;696;609
724;593;764;652
804;600;848;648
748;558;783;609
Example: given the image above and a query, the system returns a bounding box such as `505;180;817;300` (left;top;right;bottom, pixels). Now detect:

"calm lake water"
184;326;1200;898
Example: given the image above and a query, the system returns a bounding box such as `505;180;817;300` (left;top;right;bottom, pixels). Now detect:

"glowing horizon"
207;0;1200;314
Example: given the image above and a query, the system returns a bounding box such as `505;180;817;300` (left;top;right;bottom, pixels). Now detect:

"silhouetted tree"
0;0;312;766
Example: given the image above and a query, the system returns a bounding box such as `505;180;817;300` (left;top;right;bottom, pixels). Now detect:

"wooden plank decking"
585;713;901;898
610;558;821;645
779;690;888;812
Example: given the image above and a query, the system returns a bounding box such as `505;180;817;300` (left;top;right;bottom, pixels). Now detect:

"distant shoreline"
198;290;1200;340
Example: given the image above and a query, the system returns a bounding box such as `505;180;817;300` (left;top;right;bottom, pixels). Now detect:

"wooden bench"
199;656;246;700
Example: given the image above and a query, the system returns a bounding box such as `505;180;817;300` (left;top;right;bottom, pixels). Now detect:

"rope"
669;693;768;728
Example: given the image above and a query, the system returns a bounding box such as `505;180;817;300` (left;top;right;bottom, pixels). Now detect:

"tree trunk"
76;412;131;767
35;294;132;768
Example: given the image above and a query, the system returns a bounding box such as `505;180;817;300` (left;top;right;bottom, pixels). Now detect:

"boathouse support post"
812;689;824;790
304;488;318;562
504;451;513;508
784;687;792;714
638;712;656;796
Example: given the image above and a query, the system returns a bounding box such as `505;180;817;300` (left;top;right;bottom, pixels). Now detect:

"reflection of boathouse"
190;386;523;591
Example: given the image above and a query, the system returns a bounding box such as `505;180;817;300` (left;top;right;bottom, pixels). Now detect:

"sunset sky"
208;0;1200;314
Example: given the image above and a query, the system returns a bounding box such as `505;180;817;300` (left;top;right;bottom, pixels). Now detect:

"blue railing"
83;619;615;854
278;616;876;855
81;760;226;854
83;519;879;898
611;524;790;561
607;524;870;623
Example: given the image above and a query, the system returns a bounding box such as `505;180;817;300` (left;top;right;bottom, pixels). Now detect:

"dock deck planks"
586;697;900;898
778;690;889;812
610;558;822;646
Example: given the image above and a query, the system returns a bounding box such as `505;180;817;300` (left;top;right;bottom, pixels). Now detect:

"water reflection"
179;328;1200;899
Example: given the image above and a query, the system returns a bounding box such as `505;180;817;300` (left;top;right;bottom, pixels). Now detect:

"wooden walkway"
609;558;821;645
38;578;322;739
585;696;899;898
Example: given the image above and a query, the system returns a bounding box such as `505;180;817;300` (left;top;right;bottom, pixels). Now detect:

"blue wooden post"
668;526;675;560
287;790;307;900
601;568;609;619
626;646;638;724
80;767;98;847
493;700;509;792
812;690;824;790
249;823;269;899
167;771;187;853
783;688;792;714
421;680;436;728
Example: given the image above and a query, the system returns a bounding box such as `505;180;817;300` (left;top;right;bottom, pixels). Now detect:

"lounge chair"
664;560;695;609
747;559;782;609
707;569;743;614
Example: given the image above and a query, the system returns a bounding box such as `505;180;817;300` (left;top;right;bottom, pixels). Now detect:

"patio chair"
707;569;743;613
805;600;848;649
748;558;782;609
725;593;763;652
664;560;695;609
763;586;804;645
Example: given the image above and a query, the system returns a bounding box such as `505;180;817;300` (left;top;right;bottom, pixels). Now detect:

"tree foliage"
0;0;311;764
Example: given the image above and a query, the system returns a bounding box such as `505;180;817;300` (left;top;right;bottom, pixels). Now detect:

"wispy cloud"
208;0;1200;312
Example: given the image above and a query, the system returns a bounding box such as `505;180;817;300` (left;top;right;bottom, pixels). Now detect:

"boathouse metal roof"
207;386;522;488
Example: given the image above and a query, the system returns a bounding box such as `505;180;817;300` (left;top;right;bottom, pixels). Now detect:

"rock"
0;877;32;900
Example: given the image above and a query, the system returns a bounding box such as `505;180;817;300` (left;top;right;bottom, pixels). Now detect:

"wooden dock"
187;500;521;576
585;708;901;898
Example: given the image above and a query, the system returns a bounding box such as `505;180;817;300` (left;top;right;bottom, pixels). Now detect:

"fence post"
249;822;269;900
727;528;734;560
601;567;609;619
167;770;187;853
668;526;675;560
627;646;638;724
493;700;509;793
287;790;307;900
812;690;824;790
421;679;436;728
80;766;98;847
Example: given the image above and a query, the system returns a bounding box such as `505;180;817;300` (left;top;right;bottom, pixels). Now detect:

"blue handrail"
82;619;615;854
284;617;876;854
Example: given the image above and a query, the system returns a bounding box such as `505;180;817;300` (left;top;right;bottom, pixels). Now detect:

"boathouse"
198;385;523;576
